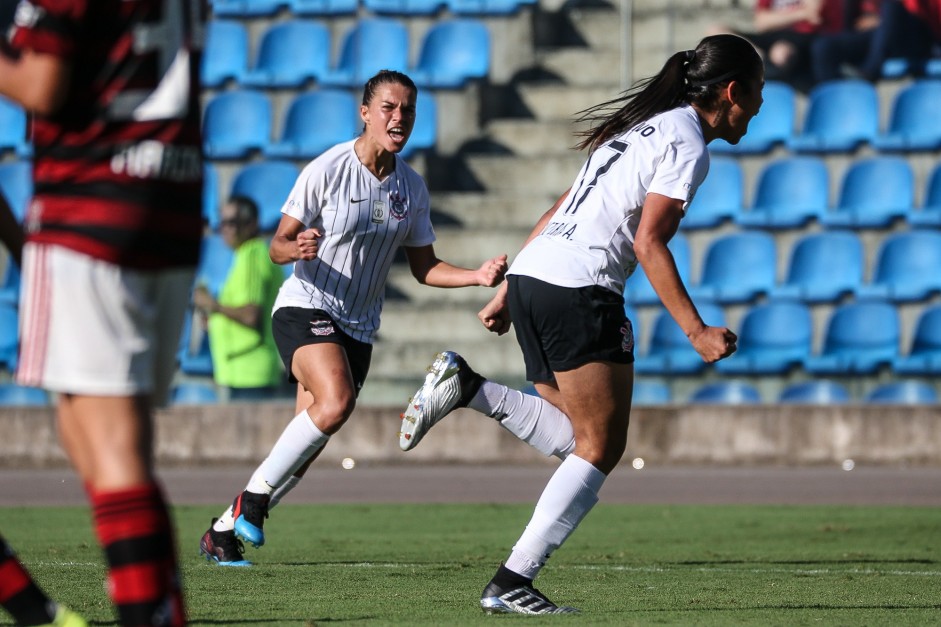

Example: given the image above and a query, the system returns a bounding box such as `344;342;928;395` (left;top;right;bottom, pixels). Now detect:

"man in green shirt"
194;196;285;400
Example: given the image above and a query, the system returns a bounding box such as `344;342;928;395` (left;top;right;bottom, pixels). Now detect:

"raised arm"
269;214;321;265
404;245;507;289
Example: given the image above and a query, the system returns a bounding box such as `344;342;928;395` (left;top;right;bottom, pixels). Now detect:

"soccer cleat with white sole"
399;351;483;451
480;580;579;615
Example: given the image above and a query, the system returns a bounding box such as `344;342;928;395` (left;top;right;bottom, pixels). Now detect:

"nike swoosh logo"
351;198;367;203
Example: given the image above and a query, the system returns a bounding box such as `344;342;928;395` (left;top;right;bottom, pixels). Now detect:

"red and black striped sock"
0;534;56;626
90;483;186;626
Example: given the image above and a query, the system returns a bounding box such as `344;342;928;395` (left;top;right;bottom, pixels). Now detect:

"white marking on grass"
567;564;941;577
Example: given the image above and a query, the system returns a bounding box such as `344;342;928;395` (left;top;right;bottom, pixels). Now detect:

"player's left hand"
477;254;508;287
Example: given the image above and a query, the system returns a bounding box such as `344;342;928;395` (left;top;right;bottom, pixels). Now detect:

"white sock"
269;475;301;508
505;454;606;580
246;410;329;495
468;381;575;459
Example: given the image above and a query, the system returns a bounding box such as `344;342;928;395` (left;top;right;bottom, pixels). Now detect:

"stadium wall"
2;404;939;467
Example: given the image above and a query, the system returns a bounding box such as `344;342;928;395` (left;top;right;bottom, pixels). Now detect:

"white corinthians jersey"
509;105;710;295
274;140;436;343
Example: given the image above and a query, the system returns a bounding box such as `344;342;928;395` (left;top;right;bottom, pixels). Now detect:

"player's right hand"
478;291;511;335
295;228;322;261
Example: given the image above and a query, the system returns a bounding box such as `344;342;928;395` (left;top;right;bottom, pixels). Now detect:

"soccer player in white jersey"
400;34;764;614
199;70;508;565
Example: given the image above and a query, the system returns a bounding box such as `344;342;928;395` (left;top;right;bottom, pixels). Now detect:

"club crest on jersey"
620;320;634;353
310;320;335;337
388;192;408;221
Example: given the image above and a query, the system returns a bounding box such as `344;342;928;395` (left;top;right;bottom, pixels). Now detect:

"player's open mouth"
389;126;407;143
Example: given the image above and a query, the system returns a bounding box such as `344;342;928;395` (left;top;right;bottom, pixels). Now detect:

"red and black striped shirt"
8;0;205;269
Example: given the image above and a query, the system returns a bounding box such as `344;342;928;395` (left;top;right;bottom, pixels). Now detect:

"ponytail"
574;34;762;152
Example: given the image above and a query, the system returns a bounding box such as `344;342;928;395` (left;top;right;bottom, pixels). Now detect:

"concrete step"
517;83;620;122
431;225;532;266
432;191;558;228
370;335;527;383
464;154;585;192
485;119;589;156
566;6;623;50
537;48;623;87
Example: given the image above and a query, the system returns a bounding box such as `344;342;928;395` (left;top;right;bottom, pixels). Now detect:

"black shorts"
271;307;372;394
507;275;634;383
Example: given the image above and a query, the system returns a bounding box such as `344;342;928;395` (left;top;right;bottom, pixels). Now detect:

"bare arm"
754;0;822;31
0;192;23;267
404;245;507;288
0;49;70;115
192;286;261;330
633;193;736;362
478;188;571;335
269;214;321;265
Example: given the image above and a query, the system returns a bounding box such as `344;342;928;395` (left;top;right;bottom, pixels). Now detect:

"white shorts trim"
16;244;194;404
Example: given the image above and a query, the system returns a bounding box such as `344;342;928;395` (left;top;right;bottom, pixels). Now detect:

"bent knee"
311;395;357;434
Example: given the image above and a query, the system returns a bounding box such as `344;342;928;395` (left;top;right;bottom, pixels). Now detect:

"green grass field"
2;504;939;626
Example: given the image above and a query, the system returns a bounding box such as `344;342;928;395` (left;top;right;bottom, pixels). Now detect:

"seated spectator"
855;0;941;80
712;0;847;91
193;196;287;401
810;0;883;83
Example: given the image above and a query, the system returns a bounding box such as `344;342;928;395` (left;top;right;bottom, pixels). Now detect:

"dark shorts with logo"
507;275;634;383
272;307;372;392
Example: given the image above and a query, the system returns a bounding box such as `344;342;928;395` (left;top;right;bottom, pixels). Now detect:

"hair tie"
684;49;695;66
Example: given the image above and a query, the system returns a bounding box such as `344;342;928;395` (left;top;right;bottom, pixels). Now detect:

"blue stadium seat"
319;19;409;88
689;232;776;304
400;91;437;159
242;21;330;89
770;231;863;303
788;80;879;153
735;156;828;229
201;20;249;88
411;20;490;88
203;90;272;160
709;81;794;155
364;0;444;14
203;163;220;231
778;381;850;404
866;381;938;404
634;302;725;375
0;301;18;372
0;383;49;406
906;163;941;227
632;380;671;405
0;95;31;158
266;90;359;160
681;157;742;229
177;313;213;377
804;300;900;374
715;300;813;375
290;0;357;13
195;234;234;297
894;305;941;375
624;233;691;306
0;161;33;220
447;0;531;15
819;157;914;228
872;80;941;152
209;0;286;17
688;381;761;404
0;260;21;307
230;161;300;233
171;381;220;405
855;230;941;302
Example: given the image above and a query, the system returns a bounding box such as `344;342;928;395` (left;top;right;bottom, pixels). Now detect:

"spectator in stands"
0;1;203;624
713;0;846;90
193;195;286;401
198;70;509;567
810;0;883;83
817;0;941;81
398;34;759;614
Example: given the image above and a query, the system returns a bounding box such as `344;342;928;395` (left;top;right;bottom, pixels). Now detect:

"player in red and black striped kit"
0;1;205;625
